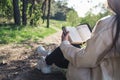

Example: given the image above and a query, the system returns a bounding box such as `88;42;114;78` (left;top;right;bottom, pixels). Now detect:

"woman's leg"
45;44;81;69
45;47;69;68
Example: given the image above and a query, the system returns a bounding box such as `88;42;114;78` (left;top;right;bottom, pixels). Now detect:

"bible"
62;24;92;44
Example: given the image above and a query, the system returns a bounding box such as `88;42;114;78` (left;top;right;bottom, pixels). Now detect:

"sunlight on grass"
0;19;70;44
0;25;56;44
50;19;70;29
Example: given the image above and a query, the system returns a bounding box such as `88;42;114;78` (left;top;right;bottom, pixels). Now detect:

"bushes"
66;10;80;26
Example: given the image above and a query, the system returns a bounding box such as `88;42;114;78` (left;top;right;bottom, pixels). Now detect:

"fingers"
61;31;69;41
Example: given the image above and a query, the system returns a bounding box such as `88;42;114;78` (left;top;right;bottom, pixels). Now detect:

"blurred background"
0;0;111;44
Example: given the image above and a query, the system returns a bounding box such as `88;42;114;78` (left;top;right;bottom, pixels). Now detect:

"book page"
65;27;83;44
76;24;91;42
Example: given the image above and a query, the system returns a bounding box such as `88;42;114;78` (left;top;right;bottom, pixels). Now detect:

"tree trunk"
29;0;35;25
41;0;47;23
47;0;51;28
22;0;28;25
13;0;21;25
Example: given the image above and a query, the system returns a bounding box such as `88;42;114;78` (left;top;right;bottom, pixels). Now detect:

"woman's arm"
60;21;113;68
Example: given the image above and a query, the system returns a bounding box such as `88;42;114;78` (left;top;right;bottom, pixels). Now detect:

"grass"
0;19;70;44
50;19;70;29
0;25;57;44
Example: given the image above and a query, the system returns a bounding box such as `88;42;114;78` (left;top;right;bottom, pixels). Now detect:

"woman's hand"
61;31;69;41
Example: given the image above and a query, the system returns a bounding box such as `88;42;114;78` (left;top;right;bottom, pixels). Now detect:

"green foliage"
28;3;42;26
0;0;112;29
66;10;80;26
80;10;112;28
50;0;71;21
79;2;112;29
80;13;97;28
0;0;43;25
0;0;13;18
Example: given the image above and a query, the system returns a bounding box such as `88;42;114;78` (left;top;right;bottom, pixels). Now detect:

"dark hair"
107;0;120;52
112;14;120;51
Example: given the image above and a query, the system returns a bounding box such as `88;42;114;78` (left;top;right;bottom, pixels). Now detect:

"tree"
51;0;70;21
0;0;13;19
22;0;28;25
27;0;43;25
41;0;47;23
41;0;51;28
13;0;21;25
47;0;51;28
66;10;80;26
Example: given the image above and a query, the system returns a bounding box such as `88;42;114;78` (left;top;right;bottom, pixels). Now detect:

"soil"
0;31;66;80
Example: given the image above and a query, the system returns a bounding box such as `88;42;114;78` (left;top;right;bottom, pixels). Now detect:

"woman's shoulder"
93;15;116;34
99;15;115;22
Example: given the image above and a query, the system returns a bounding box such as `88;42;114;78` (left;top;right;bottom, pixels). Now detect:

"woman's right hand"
61;31;69;41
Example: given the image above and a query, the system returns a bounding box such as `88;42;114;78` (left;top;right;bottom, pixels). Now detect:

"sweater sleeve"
60;21;112;68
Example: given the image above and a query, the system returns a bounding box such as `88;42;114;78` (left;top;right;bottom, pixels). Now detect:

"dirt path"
42;29;62;45
0;30;65;80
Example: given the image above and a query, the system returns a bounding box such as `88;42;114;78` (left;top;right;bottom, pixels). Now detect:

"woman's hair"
112;14;120;51
107;0;120;51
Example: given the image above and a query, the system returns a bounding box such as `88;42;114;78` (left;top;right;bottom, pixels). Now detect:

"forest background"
0;0;111;44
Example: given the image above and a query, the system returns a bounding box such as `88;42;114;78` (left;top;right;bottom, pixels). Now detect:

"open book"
62;24;92;44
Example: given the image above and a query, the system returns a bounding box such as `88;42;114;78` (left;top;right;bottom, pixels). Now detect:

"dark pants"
45;44;81;69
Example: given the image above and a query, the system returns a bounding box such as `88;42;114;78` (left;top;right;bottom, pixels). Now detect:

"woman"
37;0;120;80
60;0;120;80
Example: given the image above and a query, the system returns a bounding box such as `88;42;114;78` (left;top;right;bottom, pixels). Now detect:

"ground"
0;30;66;80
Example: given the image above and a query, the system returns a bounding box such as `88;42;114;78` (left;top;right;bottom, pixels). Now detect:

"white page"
76;24;91;42
65;27;83;44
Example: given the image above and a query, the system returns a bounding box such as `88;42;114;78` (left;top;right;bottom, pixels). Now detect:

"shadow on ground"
14;68;66;80
0;43;66;80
